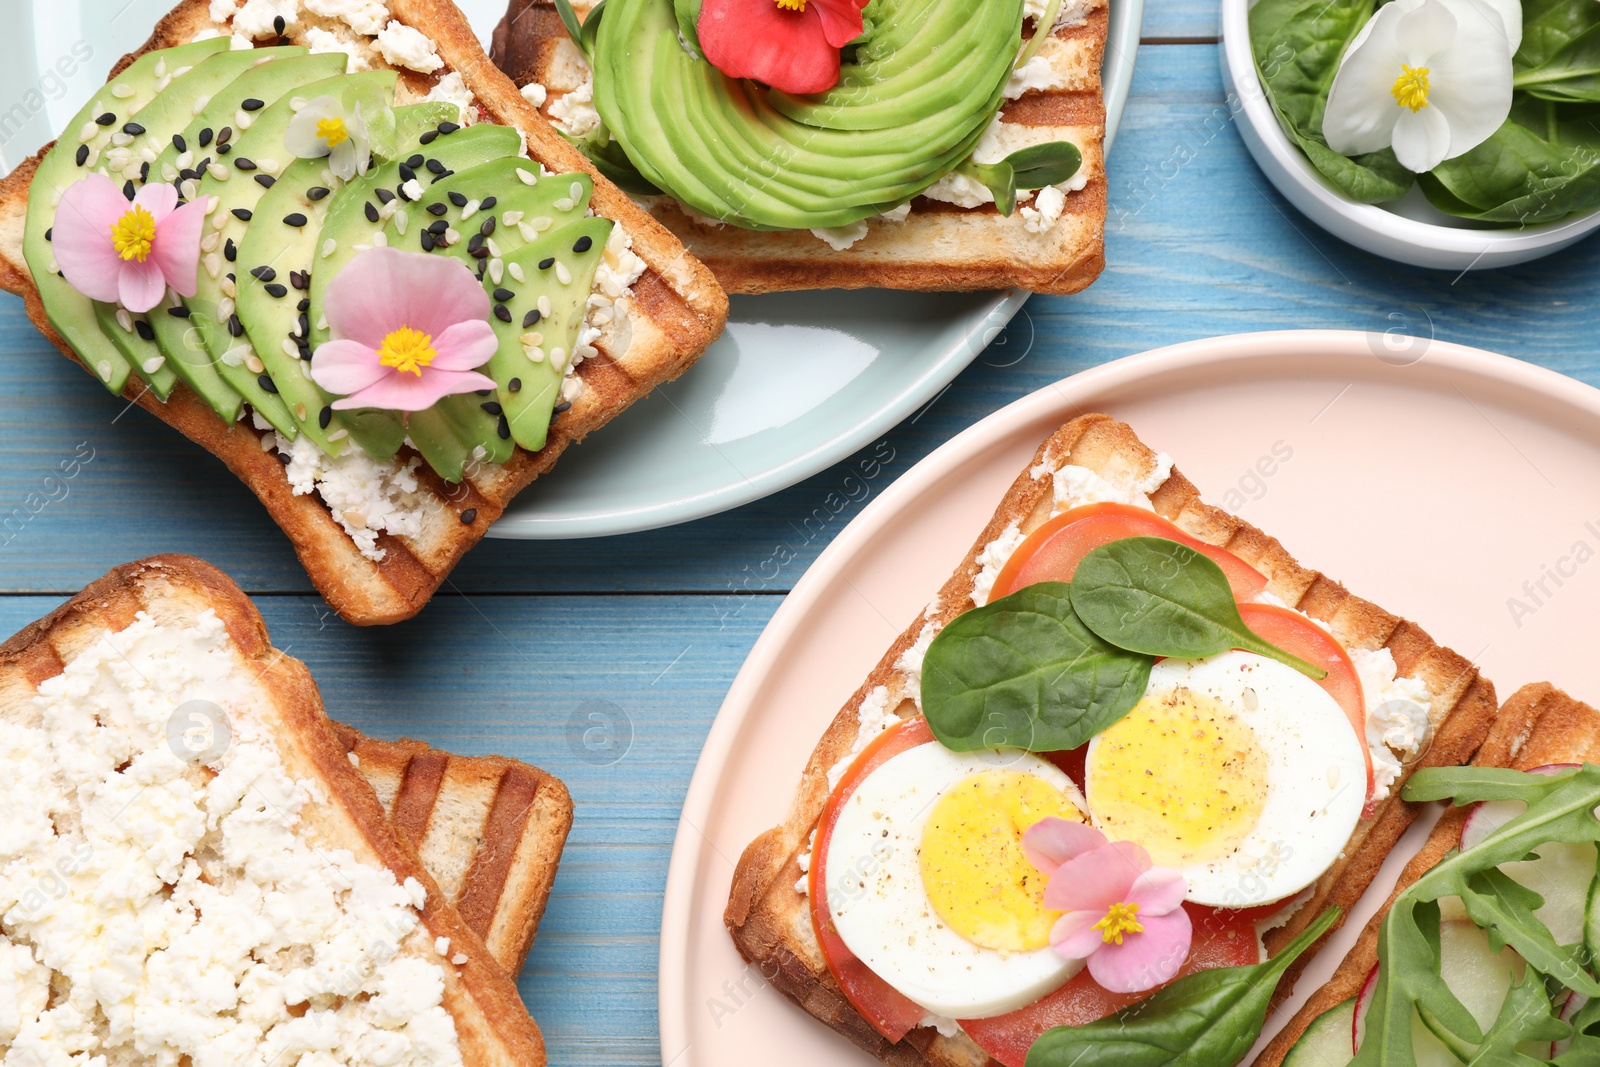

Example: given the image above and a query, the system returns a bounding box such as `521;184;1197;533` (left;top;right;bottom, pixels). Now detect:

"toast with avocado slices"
0;0;728;625
335;725;574;976
0;554;551;1067
490;0;1107;294
1258;683;1600;1067
723;413;1499;1067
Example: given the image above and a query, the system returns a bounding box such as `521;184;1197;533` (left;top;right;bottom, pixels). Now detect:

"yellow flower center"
1391;65;1430;113
109;205;156;262
774;0;807;11
316;116;350;148
1093;902;1144;946
376;326;437;376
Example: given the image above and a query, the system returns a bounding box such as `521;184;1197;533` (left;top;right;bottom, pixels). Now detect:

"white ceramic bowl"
1219;0;1600;271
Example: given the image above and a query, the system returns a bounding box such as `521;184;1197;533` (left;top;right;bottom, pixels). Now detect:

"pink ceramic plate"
660;330;1600;1066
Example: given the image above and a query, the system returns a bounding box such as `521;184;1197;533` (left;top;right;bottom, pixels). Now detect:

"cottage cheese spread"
271;428;427;562
375;20;443;73
0;611;464;1067
424;72;475;121
304;25;372;71
548;80;601;138
305;0;391;35
811;221;870;251
1353;646;1434;801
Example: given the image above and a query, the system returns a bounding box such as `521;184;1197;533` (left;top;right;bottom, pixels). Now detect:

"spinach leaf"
1248;0;1412;203
1069;538;1328;680
1423;98;1600;224
920;583;1152;753
1354;766;1600;1067
1516;0;1600;102
1024;907;1339;1067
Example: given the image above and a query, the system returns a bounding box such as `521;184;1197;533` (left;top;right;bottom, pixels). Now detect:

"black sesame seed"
139;161;150;182
494;305;512;323
438;121;460;135
432;169;453;182
480;217;496;236
216;126;232;145
43;227;52;242
318;406;333;429
276;450;291;465
258;373;277;393
405;154;424;168
264;283;288;298
474;388;492;397
234;156;256;171
481;196;497;210
290;270;308;290
75;144;89;166
232;208;252;221
198;128;212;147
522;309;541;328
397;163;415;182
178;169;197;183
307;186;330;201
125;181;139;199
419;130;438;145
550;401;570;422
135;320;155;341
493;288;514;302
255;174;276;189
420;232;435;252
460;508;477;524
364;201;380;223
480;400;503;416
95;112;115;126
538;257;555;270
122;122;144;136
227;313;244;337
223;238;237;262
273;13;285;33
467;234;484;253
573;235;593;253
250;266;277;282
428;220;448;236
217;144;231;155
471;246;490;260
282;213;307;227
497;415;510;440
425;158;445;175
167;305;191;318
241;98;265;112
448;191;467;207
375;188;396;205
297;297;309;311
297;312;309;335
508;377;522;393
426;202;448;216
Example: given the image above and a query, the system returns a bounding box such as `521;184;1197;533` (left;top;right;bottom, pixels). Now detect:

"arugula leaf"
919;583;1152;753
960;143;1082;216
1354;766;1600;1067
1069;538;1328;680
1463;967;1569;1067
1554;995;1600;1065
1023;907;1339;1067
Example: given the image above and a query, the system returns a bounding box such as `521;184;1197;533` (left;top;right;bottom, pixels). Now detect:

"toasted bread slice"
0;0;727;625
335;725;574;976
723;413;1499;1067
1255;682;1592;1067
490;0;1107;294
0;555;549;1066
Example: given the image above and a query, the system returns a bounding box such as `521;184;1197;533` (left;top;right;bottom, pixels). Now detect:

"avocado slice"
383;159;600;454
592;0;1020;228
181;60;378;438
23;38;230;394
304;122;521;478
235;102;458;458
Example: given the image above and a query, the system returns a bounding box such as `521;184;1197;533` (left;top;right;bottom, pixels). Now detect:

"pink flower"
310;247;498;412
1023;819;1193;994
51;173;206;314
698;0;871;95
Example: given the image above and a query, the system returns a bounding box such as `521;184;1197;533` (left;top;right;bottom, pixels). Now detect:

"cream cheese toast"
0;0;727;624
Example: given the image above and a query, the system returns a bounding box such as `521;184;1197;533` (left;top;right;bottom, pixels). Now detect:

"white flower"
284;95;372;181
1322;0;1516;174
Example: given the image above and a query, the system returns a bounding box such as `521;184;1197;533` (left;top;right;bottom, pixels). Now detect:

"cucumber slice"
1501;841;1598;949
1584;863;1600;967
1416;920;1521;1060
1283;997;1353;1067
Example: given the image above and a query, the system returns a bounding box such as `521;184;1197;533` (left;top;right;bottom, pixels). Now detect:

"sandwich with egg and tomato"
725;413;1500;1067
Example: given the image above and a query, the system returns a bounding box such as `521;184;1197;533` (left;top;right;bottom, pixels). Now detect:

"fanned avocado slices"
23;37;230;393
236;102;458;459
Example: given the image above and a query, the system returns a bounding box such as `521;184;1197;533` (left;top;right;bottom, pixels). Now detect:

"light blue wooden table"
3;5;1598;1062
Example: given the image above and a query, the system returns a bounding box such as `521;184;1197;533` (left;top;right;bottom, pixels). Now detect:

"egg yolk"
919;770;1084;953
1086;685;1267;868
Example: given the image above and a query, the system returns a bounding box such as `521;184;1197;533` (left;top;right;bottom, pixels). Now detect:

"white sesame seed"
154;74;170;93
525;346;544;362
569;181;583;201
451;954;469;966
502;210;524;225
282;339;298;358
516;168;536;185
115;309;134;332
328;428;348;441
257;157;278;174
207;195;222;213
245;354;264;373
220;276;236;298
290;97;307;111
84;146;99;168
379;199;398;221
97;360;112;381
460;198;480;221
520;331;543;346
111;84;135;99
142;356;165;373
299;361;313;380
321;238;337;258
550;347;567;370
517;221;537;242
395;210;409;235
218;297;235;320
140;145;158;163
486;238;501;258
161;162;179;182
78;121;98;142
444;228;459;245
154;58;166;77
295;402;307;420
208;163;229;181
201;232;220;252
553;197;574;212
533;215;553;232
508;262;525;283
192;94;211;115
555;261;572;285
177;150;193;169
489;259;503;285
317;315;328;330
203;253;222;278
373;231;388;247
236;109;253;130
180;178;199;201
538;295;552;317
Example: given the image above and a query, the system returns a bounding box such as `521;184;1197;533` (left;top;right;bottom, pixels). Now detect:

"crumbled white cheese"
376;20;443;73
426;72;475;122
794;829;817;894
520;82;548;109
826;686;898;792
878;203;913;222
891;610;941;705
305;0;390;35
549;80;600;137
920;1013;964;1038
0;610;464;1067
232;0;298;36
811;221;869;251
971;524;1027;608
209;0;242;23
1354;647;1434;801
1023;0;1093;28
1044;453;1173;512
572;223;646;365
1005;54;1065;99
303;25;371;72
920;168;992;209
273;430;427;562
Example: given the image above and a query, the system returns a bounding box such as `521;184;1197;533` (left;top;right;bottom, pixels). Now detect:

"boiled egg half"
1084;649;1366;908
824;746;1089;1019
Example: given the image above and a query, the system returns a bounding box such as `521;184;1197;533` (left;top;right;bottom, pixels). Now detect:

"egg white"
1085;650;1367;908
824;745;1086;1020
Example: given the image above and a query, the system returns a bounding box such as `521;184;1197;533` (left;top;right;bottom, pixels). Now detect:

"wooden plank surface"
4;16;1600;1067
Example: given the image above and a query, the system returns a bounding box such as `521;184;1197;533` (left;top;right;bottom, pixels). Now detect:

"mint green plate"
8;0;1142;538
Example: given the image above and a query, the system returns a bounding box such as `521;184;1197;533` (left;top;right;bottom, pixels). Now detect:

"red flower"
697;0;870;95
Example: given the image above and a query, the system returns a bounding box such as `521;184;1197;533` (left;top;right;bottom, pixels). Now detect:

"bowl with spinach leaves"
1220;0;1600;270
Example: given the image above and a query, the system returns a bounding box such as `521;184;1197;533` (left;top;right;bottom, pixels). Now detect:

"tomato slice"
959;904;1264;1067
809;717;936;1042
1237;603;1373;804
989;503;1268;603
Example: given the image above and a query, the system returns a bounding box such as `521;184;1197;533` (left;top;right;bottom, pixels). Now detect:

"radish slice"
1460;764;1580;852
1554;991;1588;1058
1353;964;1378;1053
